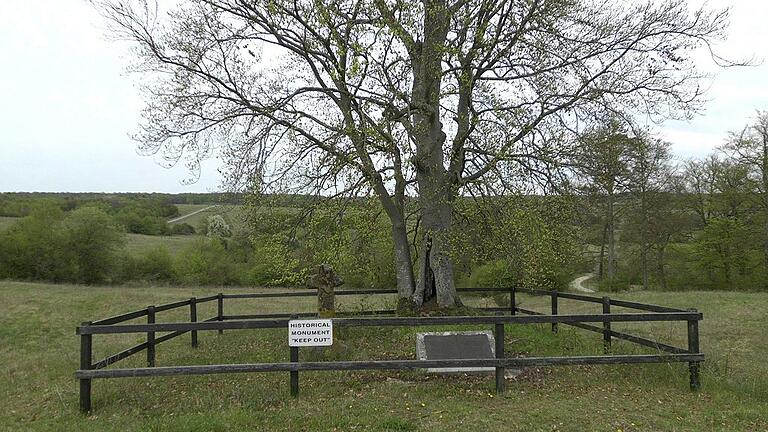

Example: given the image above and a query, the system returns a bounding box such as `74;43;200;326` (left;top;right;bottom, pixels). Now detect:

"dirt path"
167;205;216;224
569;273;595;293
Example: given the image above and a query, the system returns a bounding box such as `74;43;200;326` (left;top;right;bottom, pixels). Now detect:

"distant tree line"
575;111;768;291
0;193;334;237
0;194;192;236
0;206;126;284
0;193;584;292
3;107;768;294
0;204;245;285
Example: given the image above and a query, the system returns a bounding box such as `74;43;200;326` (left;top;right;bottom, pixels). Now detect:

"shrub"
170;223;196;235
693;217;754;289
596;273;634;292
174;238;243;286
135;246;175;282
206;215;231;238
655;219;766;291
0;205;72;281
248;238;305;287
114;210;168;235
464;260;517;306
62;207;126;284
0;205;126;283
450;199;582;291
290;202;397;289
466;259;517;288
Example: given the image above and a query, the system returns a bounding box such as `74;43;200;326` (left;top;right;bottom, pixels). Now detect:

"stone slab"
415;331;495;373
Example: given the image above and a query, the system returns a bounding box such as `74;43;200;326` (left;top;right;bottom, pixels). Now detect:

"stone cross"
306;264;344;318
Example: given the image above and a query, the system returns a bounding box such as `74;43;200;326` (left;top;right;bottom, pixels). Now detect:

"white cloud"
659;0;768;158
0;0;766;192
0;0;222;193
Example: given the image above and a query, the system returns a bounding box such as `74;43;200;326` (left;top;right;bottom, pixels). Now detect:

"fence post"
551;291;558;333
79;321;92;413
289;314;299;397
217;293;224;335
509;287;516;315
602;296;611;353
190;297;198;348
147;306;155;367
687;308;701;391
495;320;505;393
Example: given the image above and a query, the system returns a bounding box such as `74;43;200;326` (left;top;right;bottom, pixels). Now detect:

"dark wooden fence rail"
75;287;703;412
86;294;221;371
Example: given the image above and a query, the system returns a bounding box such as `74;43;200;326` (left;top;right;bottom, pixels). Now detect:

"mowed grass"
0;282;766;431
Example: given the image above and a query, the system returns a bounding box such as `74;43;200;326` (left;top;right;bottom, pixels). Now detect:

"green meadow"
1;282;765;431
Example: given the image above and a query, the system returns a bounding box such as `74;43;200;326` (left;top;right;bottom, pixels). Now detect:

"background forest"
2;112;767;293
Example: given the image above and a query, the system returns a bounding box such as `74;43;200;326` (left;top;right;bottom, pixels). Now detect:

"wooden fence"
75;287;703;412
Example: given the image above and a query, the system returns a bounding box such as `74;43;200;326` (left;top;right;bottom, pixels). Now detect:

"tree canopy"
94;0;732;308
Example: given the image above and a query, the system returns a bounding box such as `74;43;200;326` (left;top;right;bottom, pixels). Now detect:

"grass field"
173;204;216;216
125;233;200;256
123;203;248;256
170;204;250;232
175;203;306;238
0;216;19;230
0;282;766;431
169;204;220;227
2;204;301;259
0;207;219;258
0;212;201;257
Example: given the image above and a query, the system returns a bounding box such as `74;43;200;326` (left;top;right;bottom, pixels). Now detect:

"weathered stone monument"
302;265;346;360
305;264;343;318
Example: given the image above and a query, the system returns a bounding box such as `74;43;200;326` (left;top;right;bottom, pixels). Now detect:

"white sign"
288;319;333;347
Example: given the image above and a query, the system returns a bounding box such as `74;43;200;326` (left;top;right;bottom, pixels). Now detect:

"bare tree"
93;0;731;308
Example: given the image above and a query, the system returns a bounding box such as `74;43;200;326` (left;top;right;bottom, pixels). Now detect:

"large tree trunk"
409;95;457;307
411;179;457;308
369;182;415;308
391;219;416;308
407;0;457;308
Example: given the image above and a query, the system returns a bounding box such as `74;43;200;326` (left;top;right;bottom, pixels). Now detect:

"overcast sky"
1;1;766;193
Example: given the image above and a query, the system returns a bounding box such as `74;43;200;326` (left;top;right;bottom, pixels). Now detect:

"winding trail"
167;205;217;224
569;273;596;293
